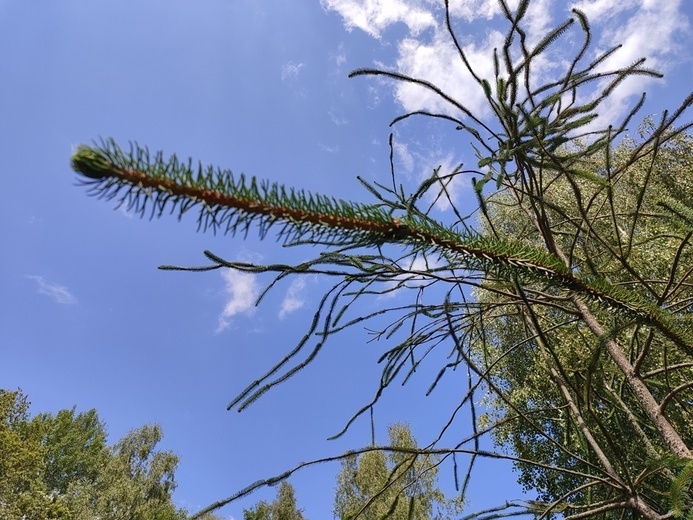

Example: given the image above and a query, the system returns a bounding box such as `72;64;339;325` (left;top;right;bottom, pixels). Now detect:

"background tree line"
0;388;221;520
244;423;459;520
2;388;457;519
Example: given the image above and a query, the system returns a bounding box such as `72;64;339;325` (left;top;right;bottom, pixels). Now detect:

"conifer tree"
70;1;692;518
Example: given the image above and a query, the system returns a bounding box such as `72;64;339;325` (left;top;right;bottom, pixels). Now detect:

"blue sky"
1;1;691;518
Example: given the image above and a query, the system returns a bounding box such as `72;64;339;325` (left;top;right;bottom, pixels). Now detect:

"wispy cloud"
328;108;349;126
26;275;76;304
393;141;415;172
281;61;305;81
331;42;348;68
217;269;260;333
392;138;467;210
334;52;347;67
366;85;382;109
279;277;308;319
425;154;467;212
570;0;636;22
320;143;341;153
379;254;442;298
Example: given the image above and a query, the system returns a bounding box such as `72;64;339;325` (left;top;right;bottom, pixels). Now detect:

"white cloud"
118;205;134;219
570;0;689;129
379;254;443;298
523;0;554;44
320;143;341;153
331;42;348;67
366;85;382;109
328;108;349;126
281;61;305;81
406;255;435;286
425;154;467;212
387;1;557;117
324;0;690;127
391;135;467;210
279;277;308;319
216;269;260;333
393;141;414;171
447;0;503;21
570;0;637;21
26;275;76;304
321;0;437;38
575;0;687;73
393;28;505;117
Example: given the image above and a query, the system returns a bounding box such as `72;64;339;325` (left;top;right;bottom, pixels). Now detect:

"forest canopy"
0;388;193;520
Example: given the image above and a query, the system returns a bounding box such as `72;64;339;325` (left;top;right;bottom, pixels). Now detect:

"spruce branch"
71;139;398;246
72;139;693;354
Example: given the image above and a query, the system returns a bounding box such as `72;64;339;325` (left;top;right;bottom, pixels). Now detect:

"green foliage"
0;389;63;519
475;129;693;515
671;460;693;519
35;406;109;495
68;1;693;518
334;424;453;520
71;139;398;247
0;389;190;520
243;481;305;520
67;424;184;520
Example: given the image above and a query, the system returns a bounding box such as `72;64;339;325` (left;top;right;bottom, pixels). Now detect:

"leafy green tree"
34;406;109;495
66;424;185;520
0;389;63;519
334;423;450;520
69;1;692;518
243;481;305;520
474;125;693;515
0;389;191;520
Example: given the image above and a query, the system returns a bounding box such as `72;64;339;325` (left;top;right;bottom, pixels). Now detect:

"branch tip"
71;145;112;180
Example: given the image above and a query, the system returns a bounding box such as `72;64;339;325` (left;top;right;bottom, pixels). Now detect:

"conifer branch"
71;139;398;245
72;140;693;354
